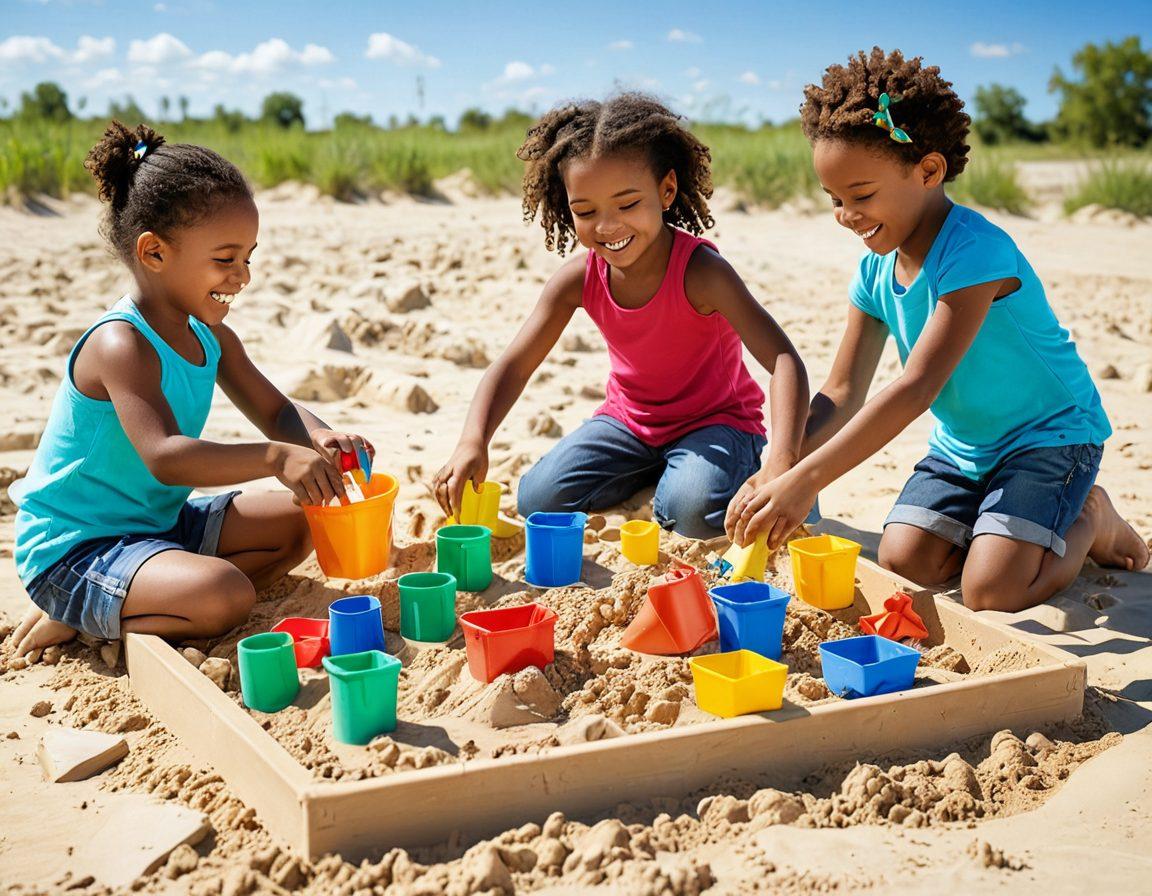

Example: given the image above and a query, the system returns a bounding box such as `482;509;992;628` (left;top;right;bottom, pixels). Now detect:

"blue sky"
2;0;1149;127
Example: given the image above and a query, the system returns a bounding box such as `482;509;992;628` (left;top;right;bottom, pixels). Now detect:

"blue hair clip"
133;140;149;160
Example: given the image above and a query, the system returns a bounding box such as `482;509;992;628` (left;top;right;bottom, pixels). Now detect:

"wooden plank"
125;634;311;853
302;659;1083;859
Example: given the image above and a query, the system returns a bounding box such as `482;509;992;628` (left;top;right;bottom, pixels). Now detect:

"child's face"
144;197;259;326
813;140;938;255
562;153;677;268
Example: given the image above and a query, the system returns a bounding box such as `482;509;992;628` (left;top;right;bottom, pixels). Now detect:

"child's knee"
284;506;312;565
655;486;721;540
201;565;256;634
878;540;953;587
517;467;581;518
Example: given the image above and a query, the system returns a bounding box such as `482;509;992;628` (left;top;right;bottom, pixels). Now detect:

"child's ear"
136;232;167;271
918;153;948;189
660;168;678;210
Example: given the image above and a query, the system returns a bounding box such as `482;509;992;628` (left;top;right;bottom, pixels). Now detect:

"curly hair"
517;93;714;254
85;120;252;263
800;48;971;182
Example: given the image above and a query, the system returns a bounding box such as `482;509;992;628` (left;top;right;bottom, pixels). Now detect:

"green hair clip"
873;92;912;144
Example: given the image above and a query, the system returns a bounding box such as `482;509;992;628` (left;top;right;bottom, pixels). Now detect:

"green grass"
1064;158;1152;218
1;115;1147;217
948;153;1031;215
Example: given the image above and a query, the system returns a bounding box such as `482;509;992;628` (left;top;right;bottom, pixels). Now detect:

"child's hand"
310;428;375;466
271;443;346;506
724;458;793;542
432;441;488;519
729;470;818;551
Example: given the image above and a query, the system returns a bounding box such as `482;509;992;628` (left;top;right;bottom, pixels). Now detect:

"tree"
458;107;492;131
159;95;171;122
973;84;1043;144
261;92;305;129
333;111;373;130
108;95;147;124
1050;36;1152;146
213;104;246;133
178;95;190;122
18;81;71;122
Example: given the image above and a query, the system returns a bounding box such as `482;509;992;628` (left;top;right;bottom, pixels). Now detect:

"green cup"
322;650;401;745
237;632;300;713
436;524;493;592
398;572;458;642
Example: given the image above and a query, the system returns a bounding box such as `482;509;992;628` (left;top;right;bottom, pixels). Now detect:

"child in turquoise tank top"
10;122;373;660
728;48;1148;612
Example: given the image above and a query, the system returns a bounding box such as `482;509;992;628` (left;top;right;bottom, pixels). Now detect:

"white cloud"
83;67;123;89
502;60;535;81
539;63;555;76
365;32;441;69
668;28;701;43
0;35;65;65
187;39;335;77
73;35;115;64
970;41;1026;58
738;70;759;85
693;79;710;93
128;33;192;65
319;76;359;91
684;66;701;79
609;39;633;51
154;2;167;9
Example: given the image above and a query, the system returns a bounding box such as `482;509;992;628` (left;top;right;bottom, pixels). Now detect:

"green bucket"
436;524;493;591
398;571;458;642
322;650;401;745
237;631;300;713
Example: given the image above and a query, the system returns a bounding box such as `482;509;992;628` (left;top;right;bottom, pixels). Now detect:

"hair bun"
84;121;166;207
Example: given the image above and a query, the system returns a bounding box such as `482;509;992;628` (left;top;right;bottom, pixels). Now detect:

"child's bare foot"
10;604;76;660
1084;486;1150;572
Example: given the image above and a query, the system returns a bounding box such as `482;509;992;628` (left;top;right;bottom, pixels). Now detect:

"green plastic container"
398;572;458;642
322;650;401;745
237;632;300;713
436;524;493;592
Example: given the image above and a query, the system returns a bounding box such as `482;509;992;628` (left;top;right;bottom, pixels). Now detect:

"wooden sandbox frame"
125;558;1085;862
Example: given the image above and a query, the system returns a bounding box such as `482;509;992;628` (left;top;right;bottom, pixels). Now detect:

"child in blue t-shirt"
727;48;1148;611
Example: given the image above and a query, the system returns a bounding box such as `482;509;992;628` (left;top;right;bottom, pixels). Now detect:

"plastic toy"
436;524;493;591
323;650;401;744
690;650;788;718
788;533;862;610
859;592;929;643
303;472;399;579
621;566;717;655
328;595;387;656
620;520;660;566
524;512;587;587
397;572;457;642
708;580;790;659
818;635;920;699
237;632;300;713
270;617;330;668
458;603;557;683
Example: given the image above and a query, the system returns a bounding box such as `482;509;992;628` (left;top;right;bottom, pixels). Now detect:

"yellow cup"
620;519;660;566
690;649;787;718
721;534;769;582
788;534;861;610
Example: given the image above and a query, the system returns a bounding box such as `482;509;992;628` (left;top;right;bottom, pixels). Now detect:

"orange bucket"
302;473;399;579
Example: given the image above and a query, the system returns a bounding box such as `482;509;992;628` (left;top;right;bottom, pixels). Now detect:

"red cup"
458;603;557;683
271;617;331;668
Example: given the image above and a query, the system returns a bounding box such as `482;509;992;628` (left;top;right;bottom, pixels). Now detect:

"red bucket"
458;603;557;683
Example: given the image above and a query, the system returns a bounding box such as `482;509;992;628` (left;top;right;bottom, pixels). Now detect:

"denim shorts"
885;444;1101;557
25;491;239;640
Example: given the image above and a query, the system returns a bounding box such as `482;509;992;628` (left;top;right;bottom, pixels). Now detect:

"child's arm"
731;280;1003;548
433;256;584;516
213;324;374;465
87;323;347;506
684;249;809;507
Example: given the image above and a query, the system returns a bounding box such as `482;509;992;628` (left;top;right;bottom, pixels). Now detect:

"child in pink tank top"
433;93;809;539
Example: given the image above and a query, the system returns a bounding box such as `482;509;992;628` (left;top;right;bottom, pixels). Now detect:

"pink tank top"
582;228;766;446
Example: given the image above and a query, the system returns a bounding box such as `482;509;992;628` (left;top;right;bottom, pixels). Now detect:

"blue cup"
328;595;387;657
709;581;790;660
818;635;921;699
525;512;587;587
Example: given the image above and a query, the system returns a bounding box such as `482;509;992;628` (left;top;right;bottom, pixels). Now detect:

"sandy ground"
0;170;1150;893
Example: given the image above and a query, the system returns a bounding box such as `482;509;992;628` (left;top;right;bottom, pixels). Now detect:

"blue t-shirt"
850;203;1110;478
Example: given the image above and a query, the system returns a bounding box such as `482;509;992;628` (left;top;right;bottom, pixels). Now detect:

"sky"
1;0;1149;128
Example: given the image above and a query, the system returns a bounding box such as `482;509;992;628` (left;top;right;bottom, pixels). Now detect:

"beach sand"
1;173;1149;893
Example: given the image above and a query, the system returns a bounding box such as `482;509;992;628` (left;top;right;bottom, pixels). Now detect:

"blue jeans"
517;415;767;539
24;491;238;640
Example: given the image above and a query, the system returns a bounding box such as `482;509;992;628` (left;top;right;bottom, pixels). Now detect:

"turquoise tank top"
12;297;220;584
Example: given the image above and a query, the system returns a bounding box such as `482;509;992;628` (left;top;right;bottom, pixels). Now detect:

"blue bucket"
818;635;920;699
709;581;790;660
328;594;387;657
525;512;587;587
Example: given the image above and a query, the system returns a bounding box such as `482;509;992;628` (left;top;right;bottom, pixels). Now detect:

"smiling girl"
727;49;1148;611
10;122;373;659
433;93;808;539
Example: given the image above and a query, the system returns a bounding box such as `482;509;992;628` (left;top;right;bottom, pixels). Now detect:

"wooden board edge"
125;633;311;852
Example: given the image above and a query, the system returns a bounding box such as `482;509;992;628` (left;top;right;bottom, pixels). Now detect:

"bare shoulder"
81;319;157;367
684;242;747;313
541;252;588;308
209;321;246;355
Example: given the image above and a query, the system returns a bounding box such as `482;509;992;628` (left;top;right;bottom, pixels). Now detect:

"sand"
1;165;1150;892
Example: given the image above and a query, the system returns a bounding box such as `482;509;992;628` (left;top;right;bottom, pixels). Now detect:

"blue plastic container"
525;512;587;587
708;581;790;660
328;595;387;657
818;635;921;699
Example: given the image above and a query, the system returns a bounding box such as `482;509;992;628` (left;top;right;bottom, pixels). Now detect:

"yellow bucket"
620;519;660;566
721;533;770;582
788;534;861;610
446;480;523;538
690;649;787;718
